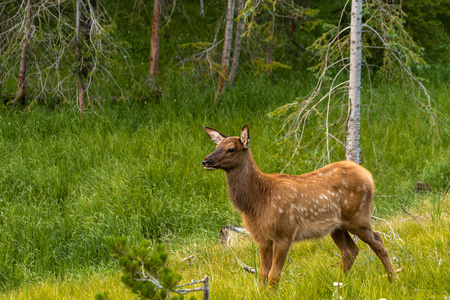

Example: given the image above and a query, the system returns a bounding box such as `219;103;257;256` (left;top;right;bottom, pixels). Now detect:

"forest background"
0;0;449;298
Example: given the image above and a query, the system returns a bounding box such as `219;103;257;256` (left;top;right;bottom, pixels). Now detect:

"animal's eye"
227;148;235;154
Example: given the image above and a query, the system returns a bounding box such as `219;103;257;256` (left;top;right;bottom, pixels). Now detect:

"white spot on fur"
278;208;284;214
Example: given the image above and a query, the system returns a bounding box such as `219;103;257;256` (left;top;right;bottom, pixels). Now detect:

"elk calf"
202;125;396;286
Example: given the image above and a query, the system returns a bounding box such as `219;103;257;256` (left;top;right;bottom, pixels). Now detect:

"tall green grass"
0;69;448;293
2;210;449;299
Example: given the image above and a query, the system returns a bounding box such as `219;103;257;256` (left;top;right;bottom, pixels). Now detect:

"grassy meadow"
0;66;449;299
2;208;449;299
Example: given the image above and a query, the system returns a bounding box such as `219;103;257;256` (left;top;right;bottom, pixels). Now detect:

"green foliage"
240;0;321;69
308;0;428;79
255;58;291;75
106;237;183;299
364;1;428;79
402;0;450;62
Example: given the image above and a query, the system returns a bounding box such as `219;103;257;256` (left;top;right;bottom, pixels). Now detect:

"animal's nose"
202;159;211;166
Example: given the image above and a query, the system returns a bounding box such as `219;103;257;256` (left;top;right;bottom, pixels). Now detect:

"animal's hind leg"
352;227;396;281
331;228;360;273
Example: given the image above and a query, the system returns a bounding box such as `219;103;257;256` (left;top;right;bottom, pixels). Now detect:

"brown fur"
203;125;396;286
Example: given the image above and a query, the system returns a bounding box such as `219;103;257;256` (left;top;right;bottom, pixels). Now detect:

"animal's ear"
240;125;250;149
204;127;228;144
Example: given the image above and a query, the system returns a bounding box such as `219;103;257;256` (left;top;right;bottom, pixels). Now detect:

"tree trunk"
346;0;362;163
0;65;4;95
200;0;204;17
149;0;162;82
265;15;275;78
12;0;34;105
203;276;209;300
228;0;244;87
76;0;97;111
76;0;85;111
214;0;235;105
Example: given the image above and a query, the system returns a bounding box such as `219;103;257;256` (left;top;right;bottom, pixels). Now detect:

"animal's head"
202;125;250;171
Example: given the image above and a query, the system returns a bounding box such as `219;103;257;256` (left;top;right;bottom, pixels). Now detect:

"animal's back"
246;161;375;242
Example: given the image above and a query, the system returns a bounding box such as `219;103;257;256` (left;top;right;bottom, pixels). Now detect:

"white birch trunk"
346;0;362;163
200;0;204;17
214;0;235;105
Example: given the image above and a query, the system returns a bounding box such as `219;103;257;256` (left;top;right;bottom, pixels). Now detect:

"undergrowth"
2;205;449;299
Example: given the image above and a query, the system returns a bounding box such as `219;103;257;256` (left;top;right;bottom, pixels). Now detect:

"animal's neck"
225;150;268;216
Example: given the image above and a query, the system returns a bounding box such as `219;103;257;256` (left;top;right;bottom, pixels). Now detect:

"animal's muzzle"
202;159;217;170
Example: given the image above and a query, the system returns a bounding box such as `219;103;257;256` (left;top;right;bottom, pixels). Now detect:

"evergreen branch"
362;24;433;114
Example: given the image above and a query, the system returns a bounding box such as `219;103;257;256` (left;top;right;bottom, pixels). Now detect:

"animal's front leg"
258;241;273;283
268;239;290;287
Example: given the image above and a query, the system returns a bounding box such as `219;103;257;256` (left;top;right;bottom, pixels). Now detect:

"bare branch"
234;255;257;273
400;206;439;244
